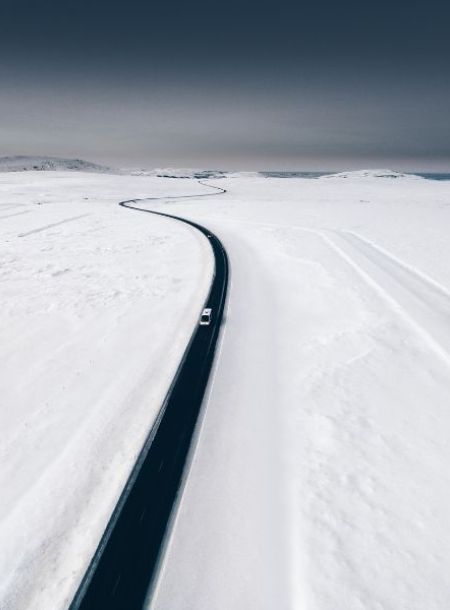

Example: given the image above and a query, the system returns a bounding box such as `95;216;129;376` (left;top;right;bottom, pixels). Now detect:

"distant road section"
69;184;228;610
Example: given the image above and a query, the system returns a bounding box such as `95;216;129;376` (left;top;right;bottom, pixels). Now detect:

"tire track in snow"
18;214;90;237
320;229;450;368
0;203;24;211
209;217;450;368
0;210;30;220
339;230;450;299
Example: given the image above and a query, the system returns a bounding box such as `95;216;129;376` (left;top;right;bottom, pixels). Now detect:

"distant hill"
0;156;117;174
320;169;422;180
129;167;227;179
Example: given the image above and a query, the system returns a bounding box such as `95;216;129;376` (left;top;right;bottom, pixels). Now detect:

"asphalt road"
69;184;228;610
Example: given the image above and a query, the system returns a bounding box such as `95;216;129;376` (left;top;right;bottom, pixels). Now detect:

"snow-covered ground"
146;171;450;610
1;169;450;609
0;172;214;610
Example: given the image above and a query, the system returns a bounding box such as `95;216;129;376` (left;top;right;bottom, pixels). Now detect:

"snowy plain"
1;169;450;609
0;172;214;609
146;170;450;610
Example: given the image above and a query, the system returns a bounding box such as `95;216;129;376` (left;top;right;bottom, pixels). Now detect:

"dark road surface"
69;184;228;610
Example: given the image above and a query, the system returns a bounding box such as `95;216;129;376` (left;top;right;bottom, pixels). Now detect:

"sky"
0;0;449;170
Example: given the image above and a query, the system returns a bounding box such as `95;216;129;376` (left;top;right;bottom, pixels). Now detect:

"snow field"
2;170;450;609
149;173;450;610
0;172;214;610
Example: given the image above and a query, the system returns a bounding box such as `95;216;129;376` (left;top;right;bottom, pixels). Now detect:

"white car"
199;308;212;326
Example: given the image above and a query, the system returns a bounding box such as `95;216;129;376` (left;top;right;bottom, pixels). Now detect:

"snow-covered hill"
129;167;227;179
321;168;422;180
0;156;116;174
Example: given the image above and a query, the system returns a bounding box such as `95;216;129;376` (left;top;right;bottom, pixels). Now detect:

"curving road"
69;183;228;610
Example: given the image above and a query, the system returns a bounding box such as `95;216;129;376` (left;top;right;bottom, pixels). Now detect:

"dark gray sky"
1;0;449;170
